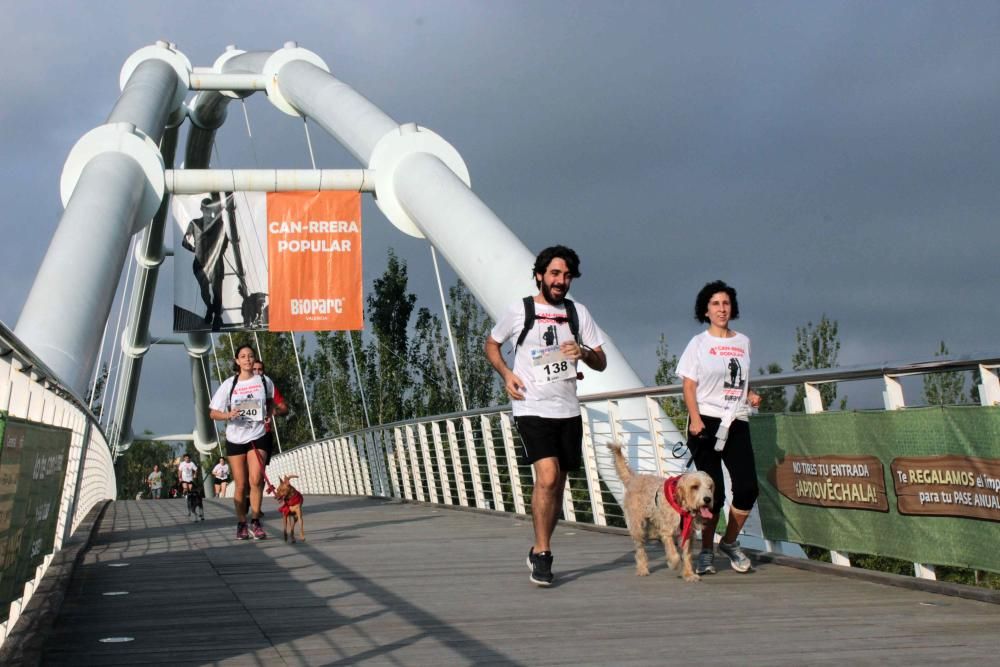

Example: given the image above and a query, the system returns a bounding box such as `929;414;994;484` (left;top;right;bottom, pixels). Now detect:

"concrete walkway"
43;496;1000;665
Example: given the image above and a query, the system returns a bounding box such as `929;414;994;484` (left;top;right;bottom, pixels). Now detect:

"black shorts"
686;414;759;512
225;435;273;464
513;415;583;471
213;477;228;485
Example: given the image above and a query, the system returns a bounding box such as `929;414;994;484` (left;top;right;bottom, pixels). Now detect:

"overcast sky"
2;1;998;437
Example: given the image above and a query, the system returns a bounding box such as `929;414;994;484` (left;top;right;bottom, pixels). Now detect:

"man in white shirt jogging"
177;454;198;496
486;245;607;586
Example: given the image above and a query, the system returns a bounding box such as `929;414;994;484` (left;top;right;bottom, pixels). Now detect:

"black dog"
186;487;205;521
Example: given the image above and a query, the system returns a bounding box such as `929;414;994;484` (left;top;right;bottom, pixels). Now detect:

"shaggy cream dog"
609;444;714;581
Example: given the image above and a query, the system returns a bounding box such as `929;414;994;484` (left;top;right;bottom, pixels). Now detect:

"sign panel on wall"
0;414;71;623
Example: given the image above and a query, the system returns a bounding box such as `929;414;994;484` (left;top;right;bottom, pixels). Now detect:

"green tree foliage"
310;330;368;435
409;307;459;416
756;362;788;414
654;334;685;429
115;438;178;499
364;249;417;425
791;315;845;411
446;281;506;409
922;340;967;406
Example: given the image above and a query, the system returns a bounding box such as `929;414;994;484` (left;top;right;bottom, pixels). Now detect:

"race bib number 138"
530;346;575;384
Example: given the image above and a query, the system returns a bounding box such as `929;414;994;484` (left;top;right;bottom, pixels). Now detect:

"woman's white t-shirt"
676;330;752;421
210;375;273;444
212;463;230;480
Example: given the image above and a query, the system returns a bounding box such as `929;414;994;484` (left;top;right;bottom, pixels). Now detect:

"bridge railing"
0;322;116;642
269;355;1000;580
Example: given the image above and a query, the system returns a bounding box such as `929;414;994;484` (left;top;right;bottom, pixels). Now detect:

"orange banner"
267;192;363;331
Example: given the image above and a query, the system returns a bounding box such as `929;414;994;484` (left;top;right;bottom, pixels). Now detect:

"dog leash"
663;476;696;548
249;441;276;495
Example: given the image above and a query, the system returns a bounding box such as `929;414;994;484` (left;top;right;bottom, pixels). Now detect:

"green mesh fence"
751;406;1000;573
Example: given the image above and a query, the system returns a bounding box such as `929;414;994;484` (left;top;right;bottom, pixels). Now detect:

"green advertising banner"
751;406;1000;573
0;413;72;623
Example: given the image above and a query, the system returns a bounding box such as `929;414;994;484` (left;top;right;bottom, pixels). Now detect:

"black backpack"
514;296;580;350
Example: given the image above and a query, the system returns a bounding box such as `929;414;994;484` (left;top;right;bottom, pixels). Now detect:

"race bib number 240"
234;398;264;422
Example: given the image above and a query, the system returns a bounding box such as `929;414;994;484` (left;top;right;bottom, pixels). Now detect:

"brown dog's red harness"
664;476;696;548
278;489;303;517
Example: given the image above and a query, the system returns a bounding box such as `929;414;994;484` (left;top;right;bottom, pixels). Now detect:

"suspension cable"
253;330;283;454
348;332;372;429
289;332;317;441
431;246;468;411
209;334;224;384
197;351;224;457
100;234;138;426
88;312;111;411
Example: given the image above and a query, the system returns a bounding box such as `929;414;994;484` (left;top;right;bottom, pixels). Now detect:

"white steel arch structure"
15;41;682;469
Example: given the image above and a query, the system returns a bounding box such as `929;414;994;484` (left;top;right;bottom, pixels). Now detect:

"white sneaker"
719;540;753;572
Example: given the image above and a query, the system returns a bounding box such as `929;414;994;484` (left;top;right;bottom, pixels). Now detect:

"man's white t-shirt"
178;460;198;483
210;375;274;444
490;298;605;418
676;330;752;421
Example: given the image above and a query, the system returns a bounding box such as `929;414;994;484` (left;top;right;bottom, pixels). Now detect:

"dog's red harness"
278;489;303;517
664;476;696;548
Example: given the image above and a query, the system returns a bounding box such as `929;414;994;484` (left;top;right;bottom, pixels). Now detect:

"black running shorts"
225;434;273;464
513;415;584;471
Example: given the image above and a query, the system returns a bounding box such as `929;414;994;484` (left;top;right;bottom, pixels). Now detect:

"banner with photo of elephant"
751;406;1000;573
172;191;362;333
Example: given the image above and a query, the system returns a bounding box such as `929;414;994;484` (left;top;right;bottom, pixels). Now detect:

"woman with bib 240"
209;344;274;540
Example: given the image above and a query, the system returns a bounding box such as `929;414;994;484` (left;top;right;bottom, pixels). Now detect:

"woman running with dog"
677;280;762;575
209;344;274;540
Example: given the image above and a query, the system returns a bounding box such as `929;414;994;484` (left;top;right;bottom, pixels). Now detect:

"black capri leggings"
687;415;759;513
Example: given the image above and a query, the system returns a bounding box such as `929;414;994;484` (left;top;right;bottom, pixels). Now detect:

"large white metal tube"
18;46;184;397
278;60;397;164
165;169;373;193
188;72;267;92
16;154;147;393
393;152;644;395
107;59;180;143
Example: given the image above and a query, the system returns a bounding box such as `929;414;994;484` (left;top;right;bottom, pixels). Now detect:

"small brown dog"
609;444;714;581
274;474;305;543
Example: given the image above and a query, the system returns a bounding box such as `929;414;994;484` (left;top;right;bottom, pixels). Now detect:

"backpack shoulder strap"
515;296;536;350
564;298;580;344
227;374;239;408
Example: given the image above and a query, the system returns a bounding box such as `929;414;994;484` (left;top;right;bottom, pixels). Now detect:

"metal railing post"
445;420;469;506
499;414;526;515
430;422;453;505
479;415;505;512
416;423;439;503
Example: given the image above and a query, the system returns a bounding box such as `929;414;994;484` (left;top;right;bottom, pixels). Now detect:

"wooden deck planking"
40;495;1000;666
